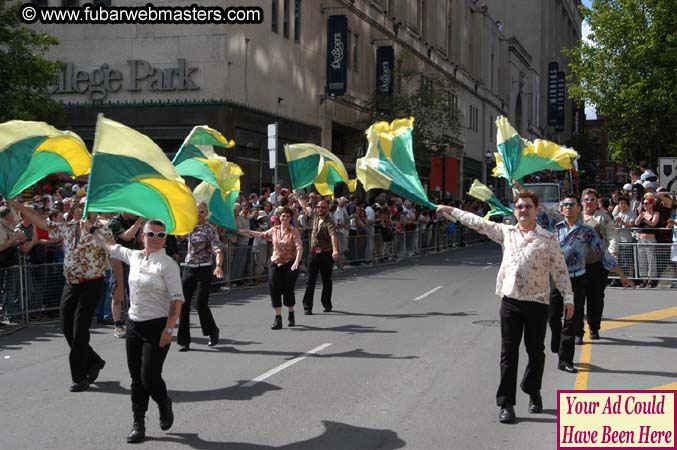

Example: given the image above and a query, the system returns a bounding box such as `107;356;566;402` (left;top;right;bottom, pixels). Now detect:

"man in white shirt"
437;190;573;424
364;201;376;263
333;198;349;262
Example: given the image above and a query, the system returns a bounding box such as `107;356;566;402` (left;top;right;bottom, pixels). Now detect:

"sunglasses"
514;204;534;210
198;210;207;213
144;231;167;238
561;201;577;207
642;202;651;205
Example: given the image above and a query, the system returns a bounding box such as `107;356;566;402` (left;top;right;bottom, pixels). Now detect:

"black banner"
556;71;566;132
326;15;347;96
376;46;394;95
547;62;559;128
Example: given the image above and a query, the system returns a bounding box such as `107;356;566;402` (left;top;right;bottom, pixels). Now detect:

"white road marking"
414;285;444;301
243;343;333;387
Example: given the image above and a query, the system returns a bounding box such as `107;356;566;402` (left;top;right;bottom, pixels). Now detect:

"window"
94;0;111;5
283;0;290;38
31;0;48;5
352;32;359;72
420;75;433;97
294;0;301;43
468;105;478;132
62;0;79;6
271;0;278;33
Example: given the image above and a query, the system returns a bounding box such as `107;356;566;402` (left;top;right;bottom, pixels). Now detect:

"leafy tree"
0;1;63;122
565;0;677;168
360;50;463;157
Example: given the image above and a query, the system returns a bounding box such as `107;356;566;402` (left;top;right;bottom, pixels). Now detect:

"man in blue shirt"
549;195;633;373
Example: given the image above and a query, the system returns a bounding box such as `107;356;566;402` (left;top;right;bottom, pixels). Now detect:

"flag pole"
83;113;104;217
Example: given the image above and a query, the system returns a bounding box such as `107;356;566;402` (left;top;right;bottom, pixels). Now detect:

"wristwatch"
163;328;173;335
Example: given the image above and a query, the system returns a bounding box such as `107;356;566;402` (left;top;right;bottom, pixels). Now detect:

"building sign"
326;15;347;96
556;71;566;132
46;58;200;101
376;46;394;95
547;61;558;128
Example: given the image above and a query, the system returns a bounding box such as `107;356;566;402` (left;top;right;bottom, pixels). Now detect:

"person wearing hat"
643;180;656;194
8;197;111;392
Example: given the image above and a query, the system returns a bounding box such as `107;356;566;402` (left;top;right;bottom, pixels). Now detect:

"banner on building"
556;71;566;132
431;157;443;191
547;62;559;128
445;157;458;193
376;46;394;95
326;15;348;96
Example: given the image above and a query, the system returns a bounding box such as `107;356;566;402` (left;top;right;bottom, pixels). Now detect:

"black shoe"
304;309;312;315
323;307;332;313
529;394;543;413
271;315;282;330
69;380;90;392
590;330;600;340
288;311;295;327
158;397;174;431
88;359;106;384
208;328;219;347
178;344;190;352
575;336;583;345
498;406;515;423
127;417;145;444
558;361;578;373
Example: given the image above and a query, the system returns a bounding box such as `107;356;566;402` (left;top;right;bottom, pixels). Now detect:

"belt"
569;269;586;278
311;247;333;253
184;262;212;268
72;275;104;284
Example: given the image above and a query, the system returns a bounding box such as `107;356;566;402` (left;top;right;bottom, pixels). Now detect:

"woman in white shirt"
94;219;184;444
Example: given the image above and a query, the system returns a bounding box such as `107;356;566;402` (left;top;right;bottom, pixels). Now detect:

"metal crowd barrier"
0;222;490;324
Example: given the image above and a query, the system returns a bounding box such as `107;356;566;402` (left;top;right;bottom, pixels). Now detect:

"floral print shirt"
450;208;573;304
48;220;113;284
555;219;617;276
184;223;224;266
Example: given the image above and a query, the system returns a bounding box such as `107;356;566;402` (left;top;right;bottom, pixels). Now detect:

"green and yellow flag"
284;143;357;197
171;126;241;231
356;117;436;209
493;116;579;183
0;121;91;198
468;179;513;220
85;115;197;235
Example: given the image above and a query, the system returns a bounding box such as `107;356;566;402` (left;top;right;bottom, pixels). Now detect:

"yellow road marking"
574;306;677;391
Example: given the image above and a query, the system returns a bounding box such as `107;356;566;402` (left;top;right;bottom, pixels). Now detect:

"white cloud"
582;21;593;45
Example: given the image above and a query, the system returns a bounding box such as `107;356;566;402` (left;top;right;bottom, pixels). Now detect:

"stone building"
32;0;581;200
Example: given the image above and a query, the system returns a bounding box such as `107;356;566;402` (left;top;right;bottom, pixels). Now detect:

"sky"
581;0;597;119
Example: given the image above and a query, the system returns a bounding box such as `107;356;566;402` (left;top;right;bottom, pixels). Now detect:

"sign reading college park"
46;58;200;101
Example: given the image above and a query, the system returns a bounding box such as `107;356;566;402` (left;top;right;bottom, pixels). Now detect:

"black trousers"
269;261;299;308
60;278;106;383
579;262;608;336
302;251;334;311
496;297;548;408
177;266;217;346
126;317;170;416
548;275;585;364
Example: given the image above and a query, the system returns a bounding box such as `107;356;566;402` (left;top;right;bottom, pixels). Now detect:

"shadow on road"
88;379;282;403
149;420;406;449
583;336;677;350
577;363;677;379
290;324;397;335
330;309;478;320
189;345;418;360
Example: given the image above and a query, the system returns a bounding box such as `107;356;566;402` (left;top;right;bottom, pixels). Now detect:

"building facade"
32;0;581;200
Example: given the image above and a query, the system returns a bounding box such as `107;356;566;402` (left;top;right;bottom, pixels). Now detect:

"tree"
359;50;463;156
565;0;677;168
0;1;63;122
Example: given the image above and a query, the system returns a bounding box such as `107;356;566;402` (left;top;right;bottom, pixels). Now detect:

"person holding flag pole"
437;190;574;424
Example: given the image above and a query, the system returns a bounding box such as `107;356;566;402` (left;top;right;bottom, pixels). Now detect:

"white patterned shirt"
450;208;573;304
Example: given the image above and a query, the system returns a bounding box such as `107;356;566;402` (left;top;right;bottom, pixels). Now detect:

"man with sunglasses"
297;195;340;314
9;198;111;392
551;196;632;374
580;188;617;343
177;202;224;351
437;191;573;424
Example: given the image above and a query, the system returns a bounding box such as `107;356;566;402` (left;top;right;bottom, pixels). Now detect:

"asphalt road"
1;242;675;450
